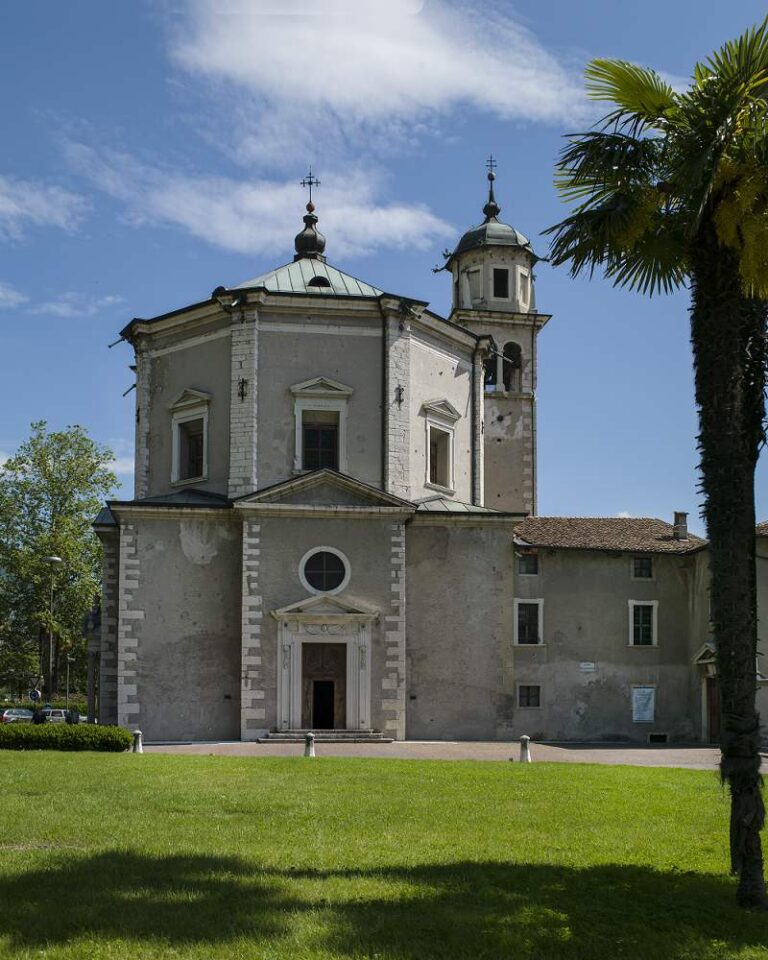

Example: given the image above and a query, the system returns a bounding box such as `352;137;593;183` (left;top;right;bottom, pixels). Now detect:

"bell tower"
442;160;551;514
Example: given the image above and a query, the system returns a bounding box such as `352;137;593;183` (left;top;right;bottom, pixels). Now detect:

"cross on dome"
483;154;501;222
294;167;327;262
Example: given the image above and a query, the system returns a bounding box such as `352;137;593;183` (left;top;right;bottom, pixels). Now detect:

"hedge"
0;723;133;752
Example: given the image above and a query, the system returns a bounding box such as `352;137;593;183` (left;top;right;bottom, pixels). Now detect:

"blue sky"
1;0;766;533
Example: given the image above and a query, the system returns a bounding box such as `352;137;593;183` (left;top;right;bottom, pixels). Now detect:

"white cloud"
615;510;634;519
0;281;29;309
64;142;452;258
0;175;87;240
30;292;124;319
111;456;135;475
107;439;135;480
171;0;587;165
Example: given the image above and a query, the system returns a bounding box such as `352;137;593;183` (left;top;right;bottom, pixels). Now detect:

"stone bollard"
132;729;144;754
304;732;316;758
519;734;532;763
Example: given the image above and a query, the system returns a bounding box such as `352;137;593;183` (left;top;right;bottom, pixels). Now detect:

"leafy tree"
546;20;768;908
0;423;116;698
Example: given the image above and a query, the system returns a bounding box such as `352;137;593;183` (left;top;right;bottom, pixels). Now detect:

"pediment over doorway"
271;593;379;622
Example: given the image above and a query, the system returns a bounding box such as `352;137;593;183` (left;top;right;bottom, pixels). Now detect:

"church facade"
95;172;765;744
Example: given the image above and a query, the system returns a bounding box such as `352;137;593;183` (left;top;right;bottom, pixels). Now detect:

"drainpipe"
381;306;388;490
530;312;537;516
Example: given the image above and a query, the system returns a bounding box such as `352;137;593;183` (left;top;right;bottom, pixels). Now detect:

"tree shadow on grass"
0;852;765;959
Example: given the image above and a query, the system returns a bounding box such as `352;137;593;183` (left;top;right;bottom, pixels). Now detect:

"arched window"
483;355;497;391
502;342;522;392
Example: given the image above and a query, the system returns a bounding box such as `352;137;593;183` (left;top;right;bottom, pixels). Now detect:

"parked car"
1;708;33;724
42;708;67;723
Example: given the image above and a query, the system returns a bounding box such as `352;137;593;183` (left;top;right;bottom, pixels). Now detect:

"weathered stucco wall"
256;315;384;490
251;513;403;734
119;513;241;741
143;316;232;498
512;548;699;741
408;332;474;502
405;520;516;740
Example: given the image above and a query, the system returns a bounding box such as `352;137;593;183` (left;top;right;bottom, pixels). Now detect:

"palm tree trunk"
691;227;768;908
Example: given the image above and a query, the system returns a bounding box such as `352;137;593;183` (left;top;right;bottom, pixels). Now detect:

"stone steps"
258;729;393;744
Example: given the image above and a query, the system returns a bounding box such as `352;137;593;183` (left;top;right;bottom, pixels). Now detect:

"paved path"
143;740;763;771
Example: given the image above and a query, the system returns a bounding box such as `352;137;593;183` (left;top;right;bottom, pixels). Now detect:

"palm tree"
546;20;768;908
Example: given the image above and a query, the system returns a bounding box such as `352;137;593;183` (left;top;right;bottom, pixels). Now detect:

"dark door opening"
313;680;335;729
301;642;347;729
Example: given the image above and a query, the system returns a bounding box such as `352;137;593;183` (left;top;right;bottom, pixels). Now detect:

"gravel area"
140;739;760;770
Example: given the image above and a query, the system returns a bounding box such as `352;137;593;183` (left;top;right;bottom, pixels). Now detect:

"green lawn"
0;754;765;959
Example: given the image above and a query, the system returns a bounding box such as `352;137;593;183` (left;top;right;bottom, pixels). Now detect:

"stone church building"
94;171;765;744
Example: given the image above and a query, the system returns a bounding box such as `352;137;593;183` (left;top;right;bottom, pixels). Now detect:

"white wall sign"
632;686;656;723
579;661;597;673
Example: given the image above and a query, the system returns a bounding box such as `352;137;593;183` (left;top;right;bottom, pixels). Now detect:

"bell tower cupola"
439;159;551;516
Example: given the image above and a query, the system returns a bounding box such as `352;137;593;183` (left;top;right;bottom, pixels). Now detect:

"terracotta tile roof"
514;517;707;555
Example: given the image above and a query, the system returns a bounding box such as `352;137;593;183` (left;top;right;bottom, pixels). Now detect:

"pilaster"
384;313;411;499
117;522;142;730
98;530;120;725
241;519;266;739
133;345;151;499
228;308;259;498
381;521;407;738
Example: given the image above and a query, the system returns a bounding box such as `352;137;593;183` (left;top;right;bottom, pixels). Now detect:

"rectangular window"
633;556;653;579
518;684;541;708
302;410;339;470
493;268;509;299
516;601;541;644
178;418;204;481
428;425;451;488
632;603;655;645
518;552;539;576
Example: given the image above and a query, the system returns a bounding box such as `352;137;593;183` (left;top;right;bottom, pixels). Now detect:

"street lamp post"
43;556;62;696
65;655;74;711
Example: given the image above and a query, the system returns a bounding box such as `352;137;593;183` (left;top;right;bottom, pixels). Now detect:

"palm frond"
585;59;677;129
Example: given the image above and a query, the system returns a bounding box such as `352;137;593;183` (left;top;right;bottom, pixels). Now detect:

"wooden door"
301;643;347;729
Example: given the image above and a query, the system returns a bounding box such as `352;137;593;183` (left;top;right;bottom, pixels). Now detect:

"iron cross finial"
486;154;497;176
301;168;321;205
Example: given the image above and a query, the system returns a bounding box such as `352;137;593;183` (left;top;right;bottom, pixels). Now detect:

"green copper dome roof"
445;171;536;265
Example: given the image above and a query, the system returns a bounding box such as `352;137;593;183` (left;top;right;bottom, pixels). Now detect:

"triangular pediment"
236;469;414;510
289;376;354;398
692;641;717;665
271;593;378;620
168;388;212;410
422;398;461;422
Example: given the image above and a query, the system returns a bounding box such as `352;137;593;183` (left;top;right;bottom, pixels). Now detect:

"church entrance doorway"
301;642;347;729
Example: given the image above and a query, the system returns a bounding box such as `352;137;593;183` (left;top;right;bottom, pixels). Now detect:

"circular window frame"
299;546;351;596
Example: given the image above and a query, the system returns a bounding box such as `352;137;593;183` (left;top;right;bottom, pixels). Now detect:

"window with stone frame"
631;602;656;645
517;552;539;576
633;555;653;579
178;418;204;480
428;425;451;488
493;267;510;299
483;355;498;392
516;601;542;644
302;410;339;471
502;342;522;392
518;684;541;708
